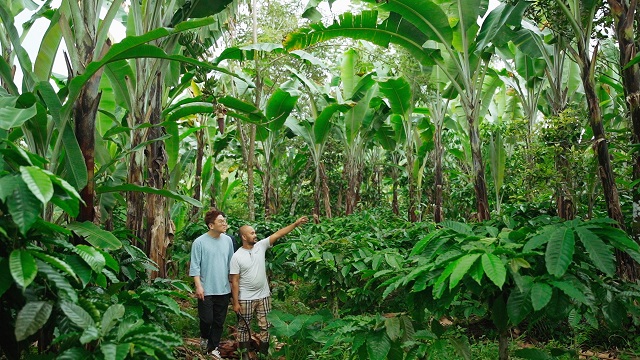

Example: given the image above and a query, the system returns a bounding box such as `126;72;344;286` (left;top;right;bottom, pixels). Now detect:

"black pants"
197;293;230;351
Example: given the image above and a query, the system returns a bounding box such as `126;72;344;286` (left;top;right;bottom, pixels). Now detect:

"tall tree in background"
606;0;640;279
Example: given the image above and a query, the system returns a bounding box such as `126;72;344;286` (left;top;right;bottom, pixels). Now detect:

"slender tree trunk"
608;0;640;280
345;158;357;215
127;126;146;246
74;76;101;225
498;330;509;360
555;151;575;220
577;44;625;228
146;74;169;279
192;124;205;217
314;164;321;220
390;153;400;215
320;163;332;218
469;116;491;221
434;123;444;223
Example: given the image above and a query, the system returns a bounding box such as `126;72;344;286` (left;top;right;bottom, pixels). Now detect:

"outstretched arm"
269;216;308;245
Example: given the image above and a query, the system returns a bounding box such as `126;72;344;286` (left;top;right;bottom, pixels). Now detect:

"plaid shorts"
237;296;272;342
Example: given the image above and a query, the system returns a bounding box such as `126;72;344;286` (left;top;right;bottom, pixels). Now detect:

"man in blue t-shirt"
189;209;235;359
230;216;308;358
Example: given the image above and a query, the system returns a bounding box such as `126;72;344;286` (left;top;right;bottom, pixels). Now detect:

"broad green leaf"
481;253;506;288
36;259;77;302
366;330;391;360
0;175;19;201
591;226;640;252
96;184;202;208
603;297;626;330
433;260;457;298
378;76;412;117
385;317;401;341
314;103;353;144
549;280;589;305
20;166;54;204
7;180;41;235
67;221;122;250
450;336;472;360
101;304;125;337
530;283;552;311
441;220;474;235
285;11;439;66
507;288;532;325
80;326;100;344
66;255;92;288
74;245;106;273
545;226;575;277
100;343;130;360
450;253;482;289
30;251;76;280
61;123;88;190
266;84;301;131
9;249;37;289
57;348;91;359
574;226;615;276
14;301;52;341
60;301;96;330
0;103;37;130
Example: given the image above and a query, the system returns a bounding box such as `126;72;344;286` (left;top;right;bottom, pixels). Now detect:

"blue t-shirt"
189;232;234;295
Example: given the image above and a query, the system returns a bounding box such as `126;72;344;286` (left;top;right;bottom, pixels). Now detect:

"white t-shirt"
229;238;272;300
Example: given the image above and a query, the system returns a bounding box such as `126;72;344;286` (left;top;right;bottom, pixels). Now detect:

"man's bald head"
238;225;257;245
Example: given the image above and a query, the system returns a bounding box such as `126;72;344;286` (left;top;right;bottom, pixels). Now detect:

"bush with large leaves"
382;217;640;360
0;122;188;359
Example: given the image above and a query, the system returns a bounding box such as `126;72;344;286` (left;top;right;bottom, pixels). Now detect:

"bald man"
230;216;308;359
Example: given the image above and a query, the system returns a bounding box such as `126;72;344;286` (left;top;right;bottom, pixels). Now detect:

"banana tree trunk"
434;122;444;223
192;125;205;216
74;75;102;225
126;116;146;246
314;163;321;220
469;116;491;221
608;0;640;280
555;151;575;220
345;158;358;215
578;45;625;226
320;163;332;218
146;75;169;279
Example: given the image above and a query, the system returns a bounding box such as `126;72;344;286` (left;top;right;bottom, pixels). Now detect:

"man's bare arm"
269;216;308;245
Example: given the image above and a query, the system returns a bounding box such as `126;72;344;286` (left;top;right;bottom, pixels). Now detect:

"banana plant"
282;75;349;219
284;0;531;222
335;49;380;215
219;80;301;216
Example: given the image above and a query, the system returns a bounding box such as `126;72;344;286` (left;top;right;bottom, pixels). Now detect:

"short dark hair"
204;208;225;226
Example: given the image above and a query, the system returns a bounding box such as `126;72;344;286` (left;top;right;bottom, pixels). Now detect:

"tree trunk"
146;74;169;279
320;163;332;218
314;164;322;220
498;330;509;360
555;151;575;220
608;0;640;280
74;76;102;226
434;123;444;223
126;113;146;246
578;44;625;226
192;124;205;217
469;116;491;222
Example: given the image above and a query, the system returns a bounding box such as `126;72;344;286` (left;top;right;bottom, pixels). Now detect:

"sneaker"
208;347;222;360
200;338;208;353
